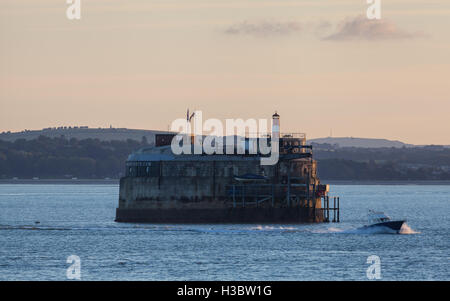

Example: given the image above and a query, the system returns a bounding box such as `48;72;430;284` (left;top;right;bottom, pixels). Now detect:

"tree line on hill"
0;136;148;179
0;136;450;180
314;145;450;180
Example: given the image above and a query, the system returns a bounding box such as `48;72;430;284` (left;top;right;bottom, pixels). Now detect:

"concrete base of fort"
115;207;324;224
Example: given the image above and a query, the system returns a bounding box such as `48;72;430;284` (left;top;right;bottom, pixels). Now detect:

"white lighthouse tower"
272;111;280;140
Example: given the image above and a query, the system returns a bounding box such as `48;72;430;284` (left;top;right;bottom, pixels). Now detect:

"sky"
1;0;449;144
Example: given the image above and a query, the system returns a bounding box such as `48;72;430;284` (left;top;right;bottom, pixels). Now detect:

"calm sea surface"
0;184;448;280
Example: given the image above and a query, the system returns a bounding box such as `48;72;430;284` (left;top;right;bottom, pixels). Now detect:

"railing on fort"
243;132;306;139
225;183;340;222
225;183;315;207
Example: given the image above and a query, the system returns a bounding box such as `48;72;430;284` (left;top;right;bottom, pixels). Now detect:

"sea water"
0;184;448;280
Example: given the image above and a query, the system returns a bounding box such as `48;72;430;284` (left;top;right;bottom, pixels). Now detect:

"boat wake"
398;223;420;234
183;225;300;234
0;223;419;235
313;223;419;235
249;225;298;231
131;224;420;235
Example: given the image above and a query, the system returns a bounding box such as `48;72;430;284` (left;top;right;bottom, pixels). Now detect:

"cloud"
223;16;427;41
323;16;423;41
224;20;302;37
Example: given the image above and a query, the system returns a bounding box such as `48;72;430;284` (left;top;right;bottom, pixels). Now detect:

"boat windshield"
368;210;391;223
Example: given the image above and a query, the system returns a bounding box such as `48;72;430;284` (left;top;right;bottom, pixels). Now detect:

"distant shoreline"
1;179;450;185
322;180;450;185
0;179;119;185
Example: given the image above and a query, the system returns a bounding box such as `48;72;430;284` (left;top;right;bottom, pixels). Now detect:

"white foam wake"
398;223;420;234
312;223;419;235
249;225;297;231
